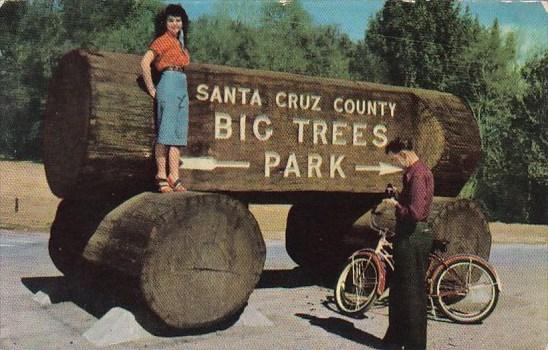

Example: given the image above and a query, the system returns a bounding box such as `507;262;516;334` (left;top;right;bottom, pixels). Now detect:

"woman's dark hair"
154;4;190;45
385;137;413;154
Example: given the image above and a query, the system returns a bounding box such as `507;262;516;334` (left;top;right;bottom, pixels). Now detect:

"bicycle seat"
432;239;449;253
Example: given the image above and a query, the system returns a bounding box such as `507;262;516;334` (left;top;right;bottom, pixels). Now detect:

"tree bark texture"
44;50;481;201
80;191;266;330
49;198;122;277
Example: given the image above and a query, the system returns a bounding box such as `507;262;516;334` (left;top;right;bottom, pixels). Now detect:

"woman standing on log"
141;4;190;193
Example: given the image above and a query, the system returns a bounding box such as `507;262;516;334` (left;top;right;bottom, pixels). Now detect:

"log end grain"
140;193;266;328
429;198;491;260
82;191;266;329
348;197;491;260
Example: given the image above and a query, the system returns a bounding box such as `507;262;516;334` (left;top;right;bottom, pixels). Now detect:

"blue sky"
176;0;547;59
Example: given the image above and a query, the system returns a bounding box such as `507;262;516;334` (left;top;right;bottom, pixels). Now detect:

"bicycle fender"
351;249;387;295
430;254;502;293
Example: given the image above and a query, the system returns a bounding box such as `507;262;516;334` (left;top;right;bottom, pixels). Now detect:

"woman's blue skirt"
156;70;189;146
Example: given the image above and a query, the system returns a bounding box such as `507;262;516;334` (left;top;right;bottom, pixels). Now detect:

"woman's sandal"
168;175;187;192
156;177;173;193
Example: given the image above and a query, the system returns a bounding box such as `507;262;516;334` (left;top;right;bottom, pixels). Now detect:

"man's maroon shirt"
396;160;434;223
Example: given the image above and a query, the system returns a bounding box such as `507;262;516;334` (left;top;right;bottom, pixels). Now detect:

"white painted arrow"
355;162;403;175
180;157;250;171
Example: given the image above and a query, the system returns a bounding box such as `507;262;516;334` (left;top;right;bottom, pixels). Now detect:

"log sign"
42;52;479;198
194;84;402;179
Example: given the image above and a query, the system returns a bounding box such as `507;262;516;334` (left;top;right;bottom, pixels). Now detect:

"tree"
507;52;548;223
60;0;136;48
90;0;162;53
0;0;163;159
349;36;389;83
364;0;472;90
189;0;353;79
189;15;257;68
462;20;526;222
361;0;543;222
1;0;67;159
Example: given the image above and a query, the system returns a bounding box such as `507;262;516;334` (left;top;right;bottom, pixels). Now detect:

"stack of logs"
44;50;490;330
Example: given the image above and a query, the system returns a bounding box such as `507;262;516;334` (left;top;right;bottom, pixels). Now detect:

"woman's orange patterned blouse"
149;32;190;71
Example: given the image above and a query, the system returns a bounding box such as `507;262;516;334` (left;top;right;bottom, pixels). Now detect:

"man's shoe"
382;338;403;350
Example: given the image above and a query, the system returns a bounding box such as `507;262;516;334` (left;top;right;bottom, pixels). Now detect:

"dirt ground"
1;161;546;244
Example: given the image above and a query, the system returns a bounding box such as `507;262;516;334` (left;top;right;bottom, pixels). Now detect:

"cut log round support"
351;197;491;261
428;198;491;260
44;50;481;201
49;199;121;277
82;191;266;330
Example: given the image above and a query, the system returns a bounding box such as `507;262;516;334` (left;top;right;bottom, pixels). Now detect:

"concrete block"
32;291;52;306
83;307;153;347
235;306;273;327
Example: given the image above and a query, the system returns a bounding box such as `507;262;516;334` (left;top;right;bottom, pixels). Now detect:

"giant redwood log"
349;197;491;261
80;191;266;329
44;50;481;201
285;197;491;269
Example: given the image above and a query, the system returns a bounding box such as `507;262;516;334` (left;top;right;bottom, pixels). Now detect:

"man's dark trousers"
384;222;432;350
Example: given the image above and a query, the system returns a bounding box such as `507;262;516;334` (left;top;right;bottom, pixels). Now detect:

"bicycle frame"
355;210;464;299
337;206;501;322
347;212;395;295
427;254;502;296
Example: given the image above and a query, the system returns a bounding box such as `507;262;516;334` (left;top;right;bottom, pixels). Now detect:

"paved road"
1;230;546;350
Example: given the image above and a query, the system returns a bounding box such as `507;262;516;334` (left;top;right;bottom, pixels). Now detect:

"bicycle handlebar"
370;203;395;238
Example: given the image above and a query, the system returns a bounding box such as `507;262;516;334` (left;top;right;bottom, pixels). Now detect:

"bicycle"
334;205;501;324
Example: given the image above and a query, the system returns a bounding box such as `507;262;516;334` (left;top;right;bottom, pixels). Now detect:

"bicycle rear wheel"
334;252;380;316
433;256;499;323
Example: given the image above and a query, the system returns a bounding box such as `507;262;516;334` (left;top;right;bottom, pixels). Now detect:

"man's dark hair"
155;4;190;45
385;137;413;154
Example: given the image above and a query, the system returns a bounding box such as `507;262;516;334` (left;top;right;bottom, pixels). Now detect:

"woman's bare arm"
141;50;156;98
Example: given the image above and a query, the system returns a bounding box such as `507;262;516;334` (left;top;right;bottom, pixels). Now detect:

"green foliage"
189;0;352;79
255;1;352;78
518;52;548;188
460;21;534;222
189;15;257;68
502;52;548;223
0;0;162;159
348;37;389;83
362;0;544;223
91;1;162;53
60;0;135;47
1;1;68;159
363;0;471;89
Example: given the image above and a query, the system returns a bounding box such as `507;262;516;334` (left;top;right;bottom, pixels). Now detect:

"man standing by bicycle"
382;138;434;350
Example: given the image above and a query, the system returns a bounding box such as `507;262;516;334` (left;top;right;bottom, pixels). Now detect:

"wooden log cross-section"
81;191;266;329
285;197;492;269
44;50;481;202
351;197;492;260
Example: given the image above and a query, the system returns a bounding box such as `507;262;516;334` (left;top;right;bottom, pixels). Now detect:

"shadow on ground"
296;313;384;349
257;267;337;289
21;273;244;337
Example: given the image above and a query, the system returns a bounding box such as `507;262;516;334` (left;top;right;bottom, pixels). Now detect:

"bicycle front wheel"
433;256;499;323
334;252;380;316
